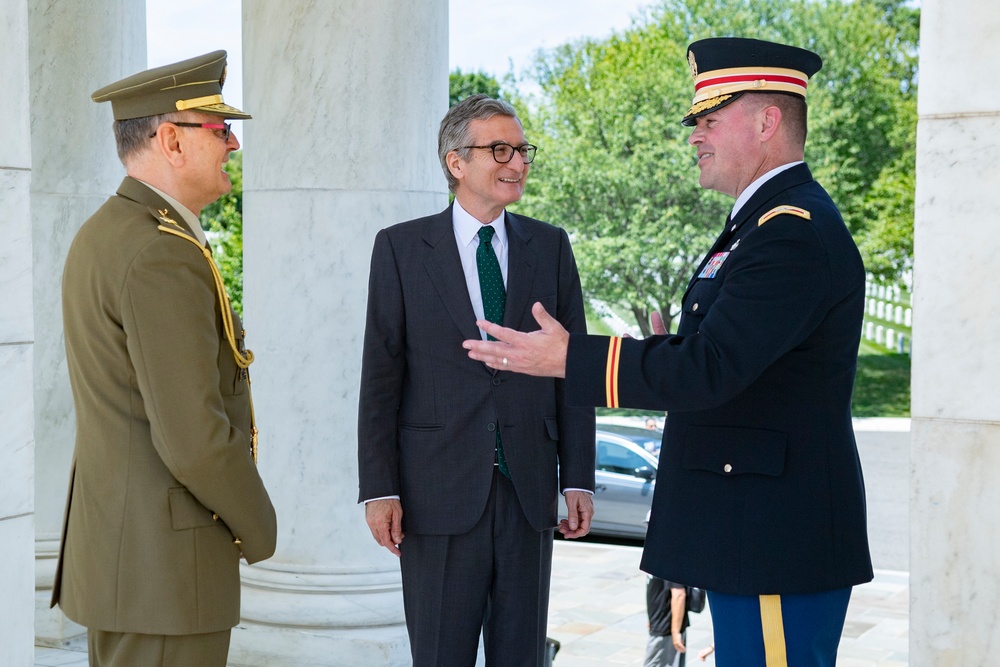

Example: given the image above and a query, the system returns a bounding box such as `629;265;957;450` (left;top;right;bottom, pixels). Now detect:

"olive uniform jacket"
358;206;595;534
52;177;277;635
566;164;874;596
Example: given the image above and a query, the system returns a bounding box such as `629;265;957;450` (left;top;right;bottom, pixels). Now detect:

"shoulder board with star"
758;205;811;227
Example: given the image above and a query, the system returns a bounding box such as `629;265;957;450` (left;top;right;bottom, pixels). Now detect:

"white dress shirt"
452;199;508;340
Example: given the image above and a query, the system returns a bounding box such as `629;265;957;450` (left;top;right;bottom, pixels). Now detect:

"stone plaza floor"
36;539;909;666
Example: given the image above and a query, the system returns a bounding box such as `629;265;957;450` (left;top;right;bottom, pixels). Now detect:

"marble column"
911;0;1000;663
28;0;146;645
235;1;448;663
0;4;36;664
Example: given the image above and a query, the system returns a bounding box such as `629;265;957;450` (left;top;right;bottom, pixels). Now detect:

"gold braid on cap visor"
685;94;734;118
157;223;259;463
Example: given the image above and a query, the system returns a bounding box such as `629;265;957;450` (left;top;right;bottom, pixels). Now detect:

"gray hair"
438;94;520;193
112;112;177;164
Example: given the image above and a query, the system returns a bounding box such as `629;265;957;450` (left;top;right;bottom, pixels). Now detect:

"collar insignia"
157;209;182;228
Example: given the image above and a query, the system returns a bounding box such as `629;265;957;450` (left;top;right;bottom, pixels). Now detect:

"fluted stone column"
28;0;146;645
235;1;448;663
912;0;1000;663
1;4;37;664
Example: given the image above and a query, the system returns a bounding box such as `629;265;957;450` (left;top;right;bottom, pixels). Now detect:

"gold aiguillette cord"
158;223;259;464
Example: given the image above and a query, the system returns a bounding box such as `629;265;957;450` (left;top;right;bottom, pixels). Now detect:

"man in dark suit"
358;94;595;666
53;51;276;667
464;39;873;667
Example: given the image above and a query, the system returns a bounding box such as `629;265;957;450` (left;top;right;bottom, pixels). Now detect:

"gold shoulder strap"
157;224;259;463
758;205;811;227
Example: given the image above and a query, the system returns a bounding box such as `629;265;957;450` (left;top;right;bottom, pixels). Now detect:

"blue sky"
146;0;652;109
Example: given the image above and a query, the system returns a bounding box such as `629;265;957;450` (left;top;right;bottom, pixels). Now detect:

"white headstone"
866;321;875;340
886;328;896;349
876;325;885;344
905;308;913;327
877;301;886;319
895;305;904;324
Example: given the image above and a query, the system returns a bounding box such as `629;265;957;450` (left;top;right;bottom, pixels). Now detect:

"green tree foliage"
450;68;503;105
516;0;918;332
518;27;726;335
200;151;244;314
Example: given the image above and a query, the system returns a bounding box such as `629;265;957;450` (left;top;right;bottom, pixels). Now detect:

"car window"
596;440;651;477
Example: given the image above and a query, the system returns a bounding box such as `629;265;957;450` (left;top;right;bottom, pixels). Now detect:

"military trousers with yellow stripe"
707;587;852;667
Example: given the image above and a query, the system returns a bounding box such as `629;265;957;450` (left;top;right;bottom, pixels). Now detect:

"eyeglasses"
461;142;537;164
149;122;232;142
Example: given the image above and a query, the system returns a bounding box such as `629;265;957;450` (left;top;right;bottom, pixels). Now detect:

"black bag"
686;586;706;613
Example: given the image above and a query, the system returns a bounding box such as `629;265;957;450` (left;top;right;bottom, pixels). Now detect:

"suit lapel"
421;207;482;343
681;221;732;305
503;211;537;331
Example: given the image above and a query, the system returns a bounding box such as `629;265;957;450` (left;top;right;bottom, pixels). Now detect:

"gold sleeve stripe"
758;205;811;226
759;595;789;667
605;337;622;408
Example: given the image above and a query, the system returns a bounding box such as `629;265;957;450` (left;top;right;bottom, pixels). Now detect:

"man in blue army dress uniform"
464;38;874;666
53;51;277;667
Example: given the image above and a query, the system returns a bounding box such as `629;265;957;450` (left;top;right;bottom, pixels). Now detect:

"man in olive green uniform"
52;51;277;667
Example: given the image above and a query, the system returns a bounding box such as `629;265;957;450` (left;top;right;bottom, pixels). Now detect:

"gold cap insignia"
688;50;698;79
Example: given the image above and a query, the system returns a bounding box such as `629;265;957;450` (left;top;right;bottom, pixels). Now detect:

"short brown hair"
742;93;809;146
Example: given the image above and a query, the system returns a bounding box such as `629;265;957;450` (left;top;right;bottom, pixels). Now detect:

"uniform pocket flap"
168;487;219;530
682;426;787;477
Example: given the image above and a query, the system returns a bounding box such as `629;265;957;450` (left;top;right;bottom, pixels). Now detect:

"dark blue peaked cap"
682;37;822;126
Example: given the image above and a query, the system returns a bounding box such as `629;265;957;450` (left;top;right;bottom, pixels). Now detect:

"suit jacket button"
692;303;699;311
488;422;496;432
492;377;501;386
723;464;733;473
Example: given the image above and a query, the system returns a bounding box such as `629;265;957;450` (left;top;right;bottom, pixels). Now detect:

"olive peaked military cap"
92;50;250;121
682;37;822;126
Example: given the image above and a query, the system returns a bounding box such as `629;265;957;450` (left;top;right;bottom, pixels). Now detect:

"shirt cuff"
363;495;400;504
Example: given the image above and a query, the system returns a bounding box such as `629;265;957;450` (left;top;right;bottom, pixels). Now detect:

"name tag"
698;252;730;279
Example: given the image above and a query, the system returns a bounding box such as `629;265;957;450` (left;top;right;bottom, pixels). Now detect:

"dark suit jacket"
358;205;595;534
566;164;873;595
54;177;276;634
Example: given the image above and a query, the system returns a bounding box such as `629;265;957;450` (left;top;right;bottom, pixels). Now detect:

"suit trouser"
399;469;554;667
88;628;231;667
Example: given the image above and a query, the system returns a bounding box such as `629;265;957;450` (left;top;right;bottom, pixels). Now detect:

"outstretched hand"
463;302;569;378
